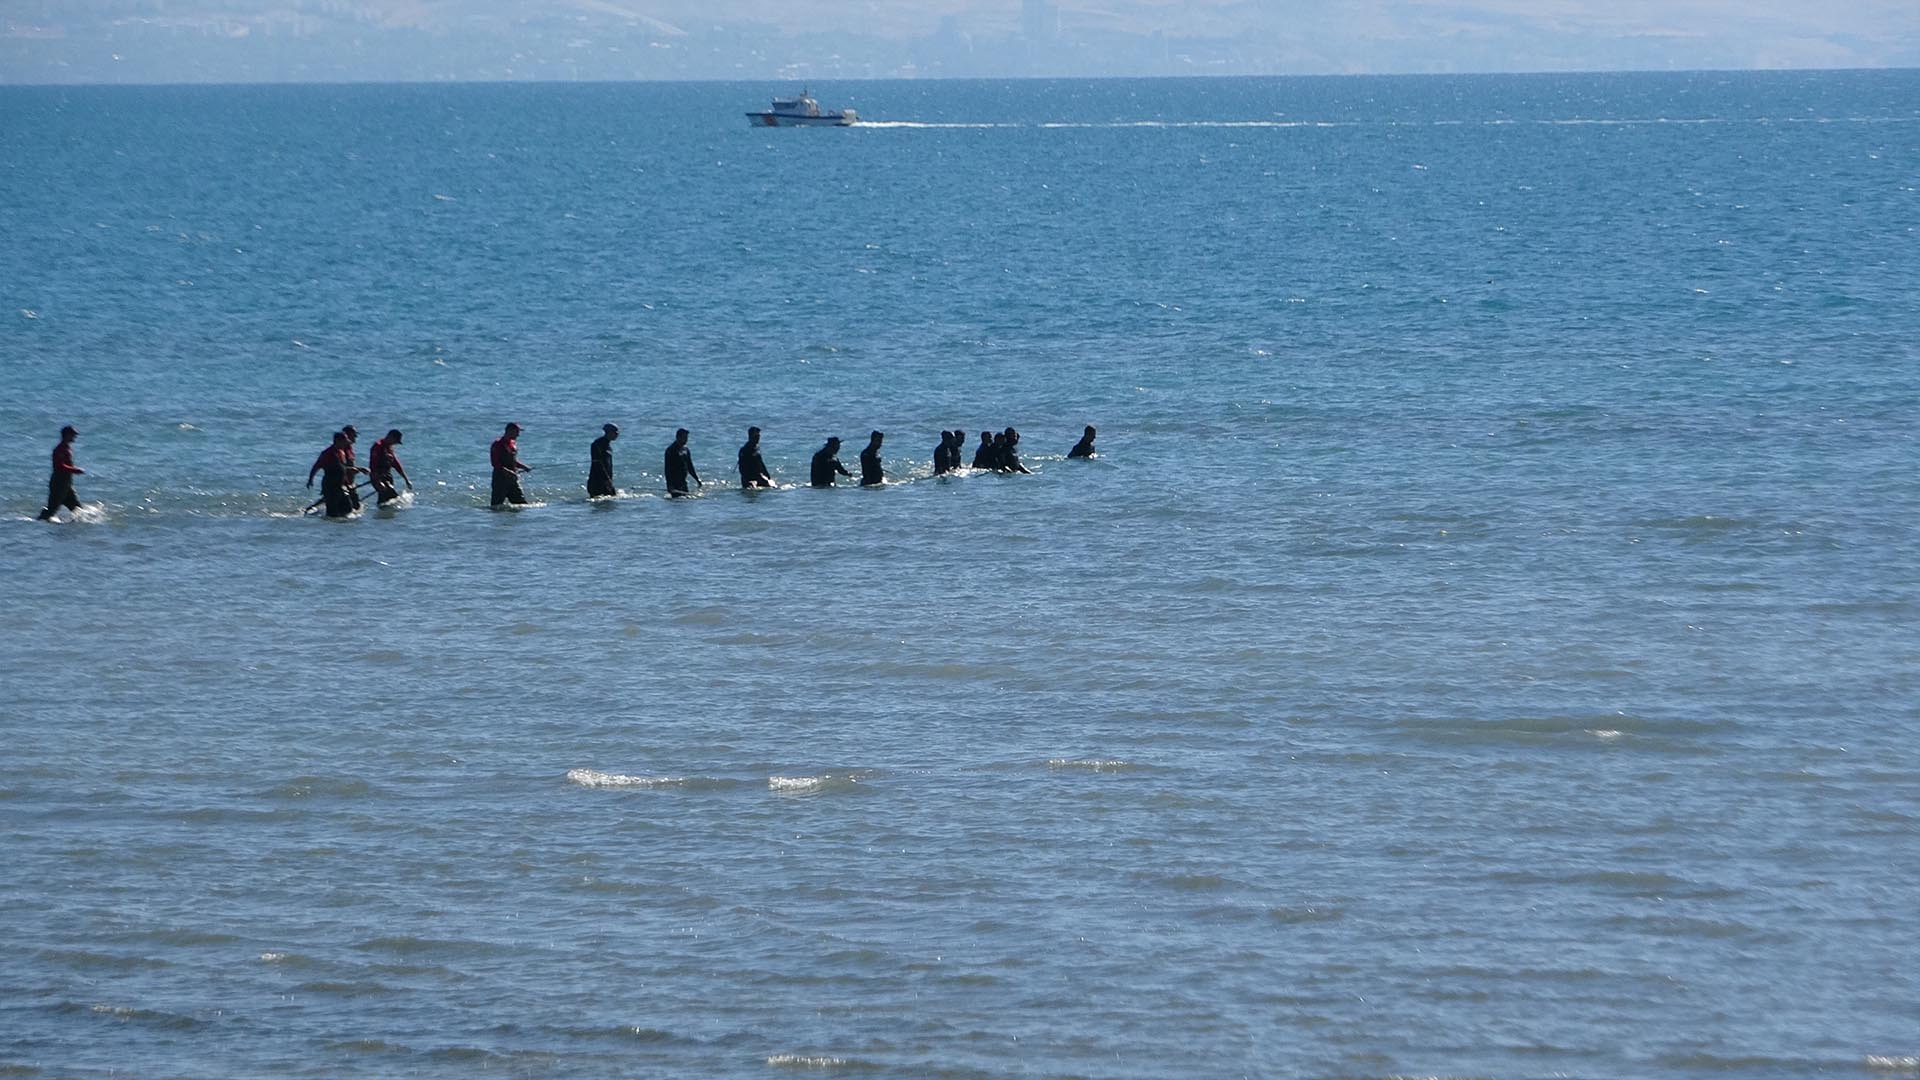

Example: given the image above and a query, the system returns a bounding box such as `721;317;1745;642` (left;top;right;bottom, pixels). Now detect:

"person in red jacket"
368;429;412;505
37;426;85;521
491;423;532;507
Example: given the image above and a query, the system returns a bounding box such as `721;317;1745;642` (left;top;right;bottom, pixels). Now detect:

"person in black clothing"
38;425;84;521
932;431;954;475
1000;428;1033;474
972;431;996;470
1068;425;1097;459
341;425;362;510
738;427;772;488
588;423;619;497
664;428;701;496
318;431;358;518
986;432;1009;471
810;437;851;488
859;431;885;486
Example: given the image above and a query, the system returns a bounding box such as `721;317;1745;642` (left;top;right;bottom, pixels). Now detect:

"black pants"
587;464;615;498
38;475;80;520
322;483;354;518
492;468;528;507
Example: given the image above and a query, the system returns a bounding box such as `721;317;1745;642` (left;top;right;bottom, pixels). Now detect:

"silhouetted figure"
316;431;358;518
665;428;701;496
368;429;412;505
810;437;851;488
986;432;1009;471
972;431;996;470
1000;428;1033;475
37;425;84;521
1068;425;1097;459
588;423;619;497
306;427;365;514
738;426;772;488
933;431;955;475
341;425;362;510
490;422;531;507
859;431;885;486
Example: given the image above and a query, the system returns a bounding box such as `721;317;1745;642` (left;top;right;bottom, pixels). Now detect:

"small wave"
261;776;377;800
1268;905;1344;924
1150;872;1239;891
548;1024;684;1044
768;775;827;793
295;979;398;996
1867;1057;1920;1074
85;1003;209;1030
765;1053;874;1069
1045;758;1132;772
566;768;688;789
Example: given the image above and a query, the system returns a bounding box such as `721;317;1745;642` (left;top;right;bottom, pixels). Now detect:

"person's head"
504;422;521;437
59;425;77;441
342;425;358;442
1083;425;1096;438
386;429;403;444
825;436;841;450
1007;429;1020;444
604;423;619;441
991;432;1006;446
331;431;349;447
979;431;992;443
867;430;883;447
674;427;689;445
747;426;761;444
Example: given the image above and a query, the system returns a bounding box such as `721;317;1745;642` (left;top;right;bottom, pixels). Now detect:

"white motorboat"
747;89;858;127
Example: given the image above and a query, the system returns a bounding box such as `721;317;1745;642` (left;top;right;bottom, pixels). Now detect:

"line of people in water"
31;423;1099;520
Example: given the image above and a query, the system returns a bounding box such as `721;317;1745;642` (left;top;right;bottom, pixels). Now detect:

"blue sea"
2;72;1918;1078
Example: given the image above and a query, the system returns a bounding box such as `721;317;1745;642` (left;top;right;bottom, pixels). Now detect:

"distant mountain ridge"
5;0;1917;83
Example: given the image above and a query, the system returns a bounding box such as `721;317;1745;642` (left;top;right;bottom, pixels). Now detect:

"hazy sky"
4;0;1918;83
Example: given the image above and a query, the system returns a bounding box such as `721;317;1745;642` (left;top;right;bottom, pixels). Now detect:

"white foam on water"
765;1053;851;1068
768;775;829;793
854;120;1015;129
1589;729;1625;740
1866;1057;1920;1073
566;768;686;789
1046;758;1131;772
258;952;286;962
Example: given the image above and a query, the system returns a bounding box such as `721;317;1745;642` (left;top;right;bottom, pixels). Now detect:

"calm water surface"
2;72;1918;1078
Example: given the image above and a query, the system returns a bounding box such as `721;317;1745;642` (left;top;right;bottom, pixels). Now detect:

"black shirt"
811;446;850;487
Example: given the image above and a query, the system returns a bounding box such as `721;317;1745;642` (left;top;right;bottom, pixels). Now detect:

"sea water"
1;72;1917;1078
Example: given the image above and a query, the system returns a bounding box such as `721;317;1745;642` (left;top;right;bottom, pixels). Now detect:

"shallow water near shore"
2;72;1918;1078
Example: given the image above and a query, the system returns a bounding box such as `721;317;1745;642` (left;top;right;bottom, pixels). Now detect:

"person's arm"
836;460;851;477
690;458;702;486
393;454;412;488
308;451;324;487
56;449;84;475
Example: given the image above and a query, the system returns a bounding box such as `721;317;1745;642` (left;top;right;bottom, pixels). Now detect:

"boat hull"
747;112;856;128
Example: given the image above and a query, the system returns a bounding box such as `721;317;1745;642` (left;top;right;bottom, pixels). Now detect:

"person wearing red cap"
490;423;531;507
37;425;85;521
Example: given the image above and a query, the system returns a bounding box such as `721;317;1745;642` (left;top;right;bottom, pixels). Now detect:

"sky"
3;0;1918;84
